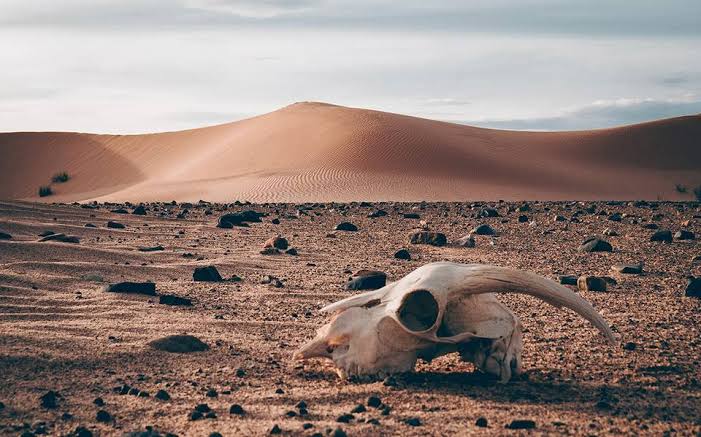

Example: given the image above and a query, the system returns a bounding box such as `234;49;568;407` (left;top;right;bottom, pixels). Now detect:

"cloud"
467;96;701;131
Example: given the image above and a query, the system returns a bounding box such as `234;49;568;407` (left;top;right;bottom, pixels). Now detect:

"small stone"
40;391;59;409
405;417;421;426
93;398;105;407
195;404;211;413
296;401;307;409
675;230;695;240
381;406;392;416
138;245;164;252
394;249;411;260
410;231;447;246
472;224;495;235
159;294;192;306
271;218;280;224
206;389;218;398
579;237;612;252
577;276;607;292
506;419;536;430
403;212;420;219
554;215;566;222
685;277;701;297
367;396;382;408
332;428;348;437
517;215;529;223
559;275;578;285
611;264;643;274
650;230;673;243
264;235;289;250
209;433;223;437
602;228;618;236
105;282;156;296
346;270;387;290
190;411;204;421
351;404;366;413
335;222;358;231
285;410;297;417
269;424;282;434
275;388;284;394
336;414;354;423
475;417;488;427
155;390;170;401
95;410;111;423
302;423;313;430
454;235;475;248
623;341;637;351
193;266;223;282
38;233;80;243
72;427;93;437
149;335;209;353
230;404;245;415
132;205;147;215
107;221;125;229
0;232;11;240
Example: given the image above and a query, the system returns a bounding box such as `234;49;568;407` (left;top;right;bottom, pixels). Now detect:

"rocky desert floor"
0;199;700;436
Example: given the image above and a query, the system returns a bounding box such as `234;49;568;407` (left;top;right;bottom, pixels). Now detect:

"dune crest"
1;102;700;202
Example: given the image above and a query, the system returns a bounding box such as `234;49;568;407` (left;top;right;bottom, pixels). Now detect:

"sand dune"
1;102;700;202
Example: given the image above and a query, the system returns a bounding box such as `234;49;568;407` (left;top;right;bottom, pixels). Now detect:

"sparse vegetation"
675;183;687;194
38;186;53;197
694;185;701;201
52;171;70;183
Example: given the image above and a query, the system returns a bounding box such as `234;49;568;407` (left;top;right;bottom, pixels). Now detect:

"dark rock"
132;205;147;215
107;221;125;229
38;233;80;243
675;230;695;240
475;417;488;428
685;277;701;297
517;215;529;223
96;410;111;423
472;224;495;236
40;391;59;409
111;208;128;214
190;411;204;421
506;420;536;430
642;223;659;229
623;342;637;351
93;397;105;407
193;266;223;282
454;235;475;247
578;237;612;252
155;390;170;401
269;425;282;435
602;228;618;236
611;264;643;274
285;248;298;256
559;275;578;285
367;396;382;408
351;404;366;413
271;218;280;224
404;418;422;426
335;222;358;231
332;428;347;437
553;215;566;222
149;335;209;353
578;276;607;292
296;401;307;410
650;230;673;242
260;247;281;255
480;208;499;217
230;404;245;415
368;210;387;218
410;231;447;246
206;389;218;398
336;414;354;423
72;427;93;437
138;245;164;252
0;232;11;240
608;213;622;222
394;249;411;260
195;404;211;413
264;235;289;250
105;282;156;296
159;294;192;306
217;213;248;228
346;270;387;290
403;213;420;219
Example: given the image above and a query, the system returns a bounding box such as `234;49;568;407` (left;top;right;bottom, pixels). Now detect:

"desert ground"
0;199;699;436
1;103;700;203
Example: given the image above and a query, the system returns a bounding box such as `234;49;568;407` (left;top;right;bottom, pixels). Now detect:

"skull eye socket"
397;289;439;332
326;345;334;354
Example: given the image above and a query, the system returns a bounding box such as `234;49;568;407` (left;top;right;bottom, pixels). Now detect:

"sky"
1;0;700;133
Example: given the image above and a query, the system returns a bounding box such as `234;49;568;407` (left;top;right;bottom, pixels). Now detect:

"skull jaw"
332;351;419;380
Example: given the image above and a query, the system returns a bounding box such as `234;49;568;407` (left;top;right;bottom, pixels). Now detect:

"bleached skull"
294;262;616;382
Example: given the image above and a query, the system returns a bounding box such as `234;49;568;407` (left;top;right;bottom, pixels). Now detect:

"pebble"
230;404;245;415
367;396;382;408
475;417;488;427
0;232;11;240
394;249;411;260
578;237;612;252
405;417;422;426
335;222;358;231
95;410;111;423
454;235;476;247
264;235;289;250
40;391;59;409
610;263;643;274
410;231;447;246
506;419;536;430
159;294;192;306
105;282;157;296
351;404;366;413
650;230;673;243
346;270;387;290
337;414;354;423
155;390;170;401
577;276;607;292
675;230;695;240
107;221;125;229
685;277;701;297
193;266;223;282
472;224;495;235
149;335;209;353
269;424;282;434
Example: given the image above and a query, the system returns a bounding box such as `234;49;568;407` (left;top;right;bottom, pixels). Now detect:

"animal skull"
294;262;616;382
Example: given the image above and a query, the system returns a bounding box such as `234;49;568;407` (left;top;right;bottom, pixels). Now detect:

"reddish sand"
1;102;700;202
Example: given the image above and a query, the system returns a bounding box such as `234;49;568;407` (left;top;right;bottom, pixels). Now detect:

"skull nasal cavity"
398;290;439;332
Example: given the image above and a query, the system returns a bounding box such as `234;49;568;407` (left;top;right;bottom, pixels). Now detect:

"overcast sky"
1;0;700;133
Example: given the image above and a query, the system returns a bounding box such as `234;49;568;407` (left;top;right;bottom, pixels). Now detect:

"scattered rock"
506;419;536;430
230;404;245;415
217;213;252;228
335;222;358;231
611;264;643;274
193;266;223;282
260;247;281;255
403;213;420;219
394;249;411;260
367;396;382;408
159;294;192;306
602;228;618;236
475;417;488;428
517;215;529;223
270;425;282;435
480;208;499;217
38;233;80;243
559;275;578;285
623;341;637;351
404;417;422;426
264;235;289;250
553;215;566;222
351;404;366;413
149;335;209;353
346;270;387;290
105;282;157;296
336;414;354;423
96;410;111;423
650;230;673;243
579;237;612;252
368;210;387;218
578;276;607;292
675;230;695;240
132;205;147;215
40;391;59;409
608;212;622;222
138;245;164;252
685;277;701;298
155;390;170;401
107;221;125;229
0;232;11;240
454;235;475;248
285;248;298;256
410;231;447;246
472;224;495;236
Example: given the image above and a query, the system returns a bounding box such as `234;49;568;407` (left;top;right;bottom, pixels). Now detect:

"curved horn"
431;263;616;344
320;282;396;313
